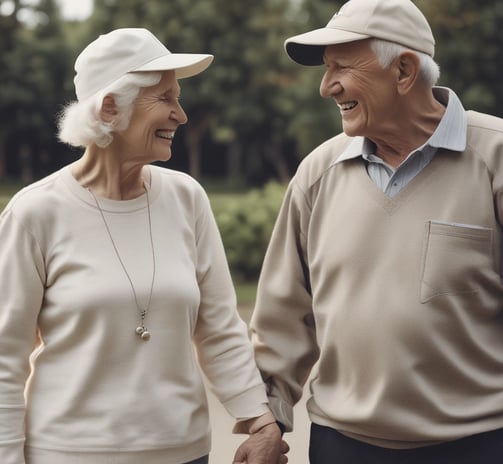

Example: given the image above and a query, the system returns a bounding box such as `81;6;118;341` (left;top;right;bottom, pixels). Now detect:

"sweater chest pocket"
420;220;493;303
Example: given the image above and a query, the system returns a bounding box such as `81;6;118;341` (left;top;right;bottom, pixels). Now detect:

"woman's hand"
233;422;289;464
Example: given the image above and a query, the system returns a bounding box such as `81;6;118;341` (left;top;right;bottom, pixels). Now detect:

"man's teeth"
156;130;174;139
339;102;357;111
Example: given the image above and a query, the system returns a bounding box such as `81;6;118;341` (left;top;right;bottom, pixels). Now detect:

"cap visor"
135;54;214;78
285;28;370;65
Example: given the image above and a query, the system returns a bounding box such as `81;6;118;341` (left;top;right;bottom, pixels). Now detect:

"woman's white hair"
58;71;162;148
370;38;440;87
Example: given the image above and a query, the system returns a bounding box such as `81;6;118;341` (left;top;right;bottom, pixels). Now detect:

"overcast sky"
0;0;92;25
56;0;93;20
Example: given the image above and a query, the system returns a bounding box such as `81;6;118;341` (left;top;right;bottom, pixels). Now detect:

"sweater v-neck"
354;154;443;216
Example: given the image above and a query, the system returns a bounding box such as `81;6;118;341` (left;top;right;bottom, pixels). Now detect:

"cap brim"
134;53;214;78
285;28;370;65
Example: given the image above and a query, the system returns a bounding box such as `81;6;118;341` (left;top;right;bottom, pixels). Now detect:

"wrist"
248;411;277;434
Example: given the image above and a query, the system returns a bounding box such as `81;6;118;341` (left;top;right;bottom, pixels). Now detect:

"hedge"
210;181;286;281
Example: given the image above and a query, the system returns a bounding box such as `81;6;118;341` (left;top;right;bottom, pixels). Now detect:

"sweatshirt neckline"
61;164;161;213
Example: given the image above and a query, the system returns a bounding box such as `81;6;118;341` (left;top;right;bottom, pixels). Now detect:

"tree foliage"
0;0;80;181
211;181;286;280
417;0;503;116
1;0;503;185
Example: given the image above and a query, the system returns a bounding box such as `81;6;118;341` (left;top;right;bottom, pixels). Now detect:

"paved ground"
207;385;310;463
206;307;311;463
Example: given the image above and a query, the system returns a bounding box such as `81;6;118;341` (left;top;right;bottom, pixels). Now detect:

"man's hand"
232;422;289;464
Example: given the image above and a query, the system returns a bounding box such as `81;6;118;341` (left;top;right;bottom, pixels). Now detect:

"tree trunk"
0;135;6;181
227;140;243;180
185;125;202;179
184;111;211;180
266;135;290;184
20;144;33;185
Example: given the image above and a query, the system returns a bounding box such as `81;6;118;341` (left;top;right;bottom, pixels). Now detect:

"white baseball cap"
74;28;214;101
285;0;435;66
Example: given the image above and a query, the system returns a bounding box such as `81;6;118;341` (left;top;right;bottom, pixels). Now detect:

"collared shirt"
335;87;468;197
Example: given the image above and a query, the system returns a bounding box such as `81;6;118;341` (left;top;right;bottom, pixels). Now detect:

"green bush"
0;182;22;212
210;182;286;282
0;197;9;212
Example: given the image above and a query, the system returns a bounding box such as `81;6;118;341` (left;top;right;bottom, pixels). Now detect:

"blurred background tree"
1;0;503;282
1;0;502;185
0;0;71;182
417;0;503;113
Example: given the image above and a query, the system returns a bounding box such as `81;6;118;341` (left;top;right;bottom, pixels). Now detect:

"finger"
280;439;290;453
278;455;289;464
232;446;246;463
231;453;246;464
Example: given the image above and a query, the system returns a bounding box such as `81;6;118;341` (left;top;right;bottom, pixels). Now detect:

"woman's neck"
72;145;150;200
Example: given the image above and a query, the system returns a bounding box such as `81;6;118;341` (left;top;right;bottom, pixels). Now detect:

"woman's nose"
173;101;188;125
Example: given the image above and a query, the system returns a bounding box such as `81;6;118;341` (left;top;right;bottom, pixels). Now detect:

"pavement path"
207;384;310;463
206;306;311;464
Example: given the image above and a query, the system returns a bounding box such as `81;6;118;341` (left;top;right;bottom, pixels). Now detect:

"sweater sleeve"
0;209;45;463
192;191;269;421
249;180;319;432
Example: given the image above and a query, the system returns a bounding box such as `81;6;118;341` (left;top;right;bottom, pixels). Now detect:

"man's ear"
100;95;118;123
395;52;420;95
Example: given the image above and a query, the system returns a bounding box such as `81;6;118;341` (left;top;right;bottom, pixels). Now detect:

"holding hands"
233;421;289;464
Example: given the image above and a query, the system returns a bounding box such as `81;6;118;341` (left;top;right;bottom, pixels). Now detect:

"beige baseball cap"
74;28;214;101
285;0;435;66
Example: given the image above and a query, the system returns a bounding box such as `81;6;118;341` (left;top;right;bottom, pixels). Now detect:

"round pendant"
135;326;145;335
141;330;151;341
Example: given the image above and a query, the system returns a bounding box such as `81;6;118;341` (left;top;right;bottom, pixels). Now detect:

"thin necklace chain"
88;183;156;341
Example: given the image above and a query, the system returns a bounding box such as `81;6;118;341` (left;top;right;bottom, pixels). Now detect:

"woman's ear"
395;52;420;95
100;95;118;123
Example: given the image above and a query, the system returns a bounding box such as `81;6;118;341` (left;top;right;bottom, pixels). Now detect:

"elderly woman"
0;28;285;464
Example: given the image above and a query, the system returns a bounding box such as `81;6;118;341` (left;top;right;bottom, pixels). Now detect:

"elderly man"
250;0;503;462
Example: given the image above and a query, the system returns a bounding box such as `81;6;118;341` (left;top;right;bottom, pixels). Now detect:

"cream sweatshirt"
251;109;503;448
0;165;268;464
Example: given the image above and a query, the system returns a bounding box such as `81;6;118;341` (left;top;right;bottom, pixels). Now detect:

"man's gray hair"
370;38;440;87
58;72;162;148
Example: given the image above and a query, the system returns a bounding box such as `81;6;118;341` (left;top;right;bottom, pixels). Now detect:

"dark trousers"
309;423;503;464
184;456;208;464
